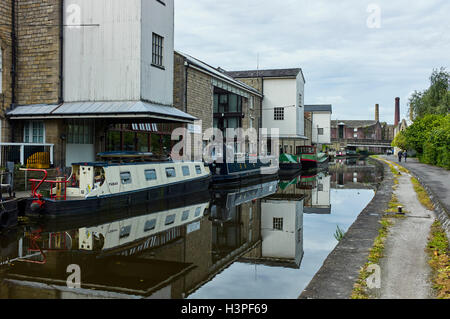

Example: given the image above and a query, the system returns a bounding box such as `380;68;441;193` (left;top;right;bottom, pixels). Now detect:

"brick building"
2;0;196;169
173;51;263;160
0;0;13;142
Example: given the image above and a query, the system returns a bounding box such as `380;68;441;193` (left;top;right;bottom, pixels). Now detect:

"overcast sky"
174;0;450;124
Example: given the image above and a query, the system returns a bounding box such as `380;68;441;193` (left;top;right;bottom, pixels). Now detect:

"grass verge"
351;217;394;299
427;220;450;299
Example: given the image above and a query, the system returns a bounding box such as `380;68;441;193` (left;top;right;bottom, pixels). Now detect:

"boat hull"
0;198;20;230
24;175;211;218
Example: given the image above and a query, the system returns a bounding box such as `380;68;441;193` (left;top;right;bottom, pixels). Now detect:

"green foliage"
391;131;408;150
410;68;450;120
334;225;346;242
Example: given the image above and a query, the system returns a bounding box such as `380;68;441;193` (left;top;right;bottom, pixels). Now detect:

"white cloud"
174;0;450;123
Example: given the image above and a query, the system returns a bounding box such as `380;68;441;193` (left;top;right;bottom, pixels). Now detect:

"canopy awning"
7;101;197;123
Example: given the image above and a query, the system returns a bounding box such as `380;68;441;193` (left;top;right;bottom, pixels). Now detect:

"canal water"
0;158;382;299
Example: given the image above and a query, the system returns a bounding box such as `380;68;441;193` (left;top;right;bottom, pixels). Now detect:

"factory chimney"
395;98;400;127
375;104;380;122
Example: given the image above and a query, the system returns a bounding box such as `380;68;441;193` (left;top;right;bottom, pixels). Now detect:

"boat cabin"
67;161;210;199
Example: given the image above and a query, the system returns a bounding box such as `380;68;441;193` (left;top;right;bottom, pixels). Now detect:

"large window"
152;33;164;67
67;119;94;144
214;92;243;114
24;121;45;144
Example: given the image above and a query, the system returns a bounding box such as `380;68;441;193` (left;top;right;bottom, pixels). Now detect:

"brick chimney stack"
375;104;380;122
395;98;400;126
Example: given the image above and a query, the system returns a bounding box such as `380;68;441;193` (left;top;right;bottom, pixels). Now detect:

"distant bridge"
333;139;393;149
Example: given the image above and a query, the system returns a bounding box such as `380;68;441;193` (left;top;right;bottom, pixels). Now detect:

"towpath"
376;158;435;299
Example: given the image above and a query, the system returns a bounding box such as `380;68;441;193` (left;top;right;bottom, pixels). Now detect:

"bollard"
398;206;405;215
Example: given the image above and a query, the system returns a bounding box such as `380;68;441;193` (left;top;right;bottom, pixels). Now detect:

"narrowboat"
279;153;302;178
297;146;329;171
23;159;211;218
209;153;279;188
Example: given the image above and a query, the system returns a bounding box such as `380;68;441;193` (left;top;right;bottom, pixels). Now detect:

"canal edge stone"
299;158;394;299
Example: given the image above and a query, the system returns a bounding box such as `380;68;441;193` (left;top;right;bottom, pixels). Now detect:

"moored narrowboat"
22;159;211;218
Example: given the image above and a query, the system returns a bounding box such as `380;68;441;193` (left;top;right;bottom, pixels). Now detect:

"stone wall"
15;0;61;106
0;1;12;142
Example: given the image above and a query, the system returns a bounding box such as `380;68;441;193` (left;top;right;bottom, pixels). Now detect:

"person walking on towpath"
404;151;408;162
398;150;403;163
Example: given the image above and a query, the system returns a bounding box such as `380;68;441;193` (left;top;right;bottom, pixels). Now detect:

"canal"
0;158;383;299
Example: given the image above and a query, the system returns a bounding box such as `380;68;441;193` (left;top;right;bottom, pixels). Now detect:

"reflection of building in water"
0;200;211;299
241;184;304;269
329;159;382;189
0;181;278;299
276;171;331;215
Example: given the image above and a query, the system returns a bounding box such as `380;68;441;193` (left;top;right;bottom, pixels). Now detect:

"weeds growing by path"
351;217;394;299
427;221;450;299
411;177;435;211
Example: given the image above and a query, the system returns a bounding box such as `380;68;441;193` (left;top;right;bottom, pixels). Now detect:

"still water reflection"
0;158;382;299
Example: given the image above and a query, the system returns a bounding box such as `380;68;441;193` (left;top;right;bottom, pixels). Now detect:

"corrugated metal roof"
7;101;197;122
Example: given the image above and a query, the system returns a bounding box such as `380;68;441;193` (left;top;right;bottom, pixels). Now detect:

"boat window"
182;210;190;221
144;219;156;232
120;172;132;185
120;225;132;238
195;207;202;217
145;169;157;181
195;165;202;174
94;167;106;187
166;168;176;178
182;166;190;176
165;214;176;225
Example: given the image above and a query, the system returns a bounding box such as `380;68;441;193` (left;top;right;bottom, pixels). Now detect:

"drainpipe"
58;0;64;104
184;60;189;113
10;0;16;142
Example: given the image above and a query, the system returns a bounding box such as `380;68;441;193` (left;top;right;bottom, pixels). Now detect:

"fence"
0;143;54;168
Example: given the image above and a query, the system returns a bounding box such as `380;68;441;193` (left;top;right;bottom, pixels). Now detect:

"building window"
273;218;283;231
67;119;94;144
152;33;164;67
249;96;254;110
145;169;157;181
298;94;303;107
274;108;284;121
24;121;45;144
318;128;324;135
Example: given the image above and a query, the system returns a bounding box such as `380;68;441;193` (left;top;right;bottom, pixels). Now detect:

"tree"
409;68;450;120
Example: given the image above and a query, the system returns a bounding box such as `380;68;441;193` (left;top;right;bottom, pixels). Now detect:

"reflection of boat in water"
0;171;21;231
21;153;211;218
210;179;279;222
79;201;210;255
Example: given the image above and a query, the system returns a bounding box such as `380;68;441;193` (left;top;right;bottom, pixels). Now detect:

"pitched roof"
331;120;378;128
305;105;333;113
227;68;305;82
176;51;262;97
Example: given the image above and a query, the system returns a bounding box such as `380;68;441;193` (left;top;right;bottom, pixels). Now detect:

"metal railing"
0;143;54;167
